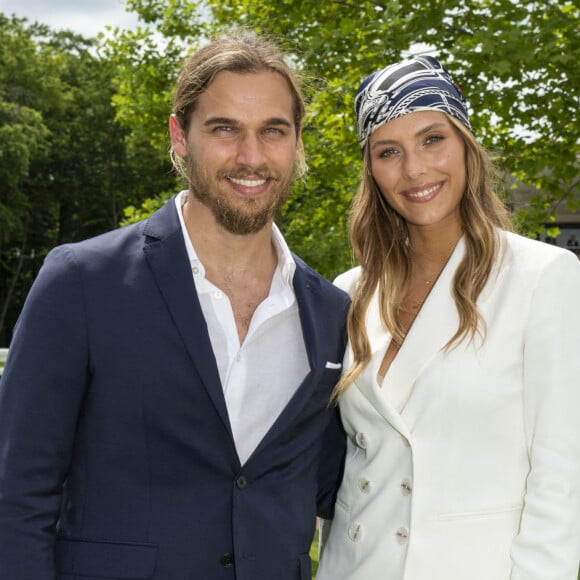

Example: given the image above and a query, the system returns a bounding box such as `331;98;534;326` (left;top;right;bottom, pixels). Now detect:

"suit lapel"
142;198;232;437
247;260;329;460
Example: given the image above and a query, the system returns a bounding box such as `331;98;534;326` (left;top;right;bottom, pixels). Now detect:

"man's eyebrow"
265;117;293;128
204;117;239;127
203;117;293;128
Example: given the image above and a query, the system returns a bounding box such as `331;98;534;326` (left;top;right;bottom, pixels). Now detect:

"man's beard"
186;156;295;235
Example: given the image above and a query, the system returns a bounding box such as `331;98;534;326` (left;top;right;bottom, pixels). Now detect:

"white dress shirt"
175;192;309;464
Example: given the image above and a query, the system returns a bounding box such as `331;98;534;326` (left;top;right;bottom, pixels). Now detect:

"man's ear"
169;114;187;158
295;127;303;154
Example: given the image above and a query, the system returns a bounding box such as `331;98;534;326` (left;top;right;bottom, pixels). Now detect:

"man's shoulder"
292;254;349;302
333;266;361;297
49;196;178;262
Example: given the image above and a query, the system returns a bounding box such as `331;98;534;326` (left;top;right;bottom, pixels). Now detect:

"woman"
316;56;580;580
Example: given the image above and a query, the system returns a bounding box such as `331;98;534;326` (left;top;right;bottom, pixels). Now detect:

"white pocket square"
325;361;342;370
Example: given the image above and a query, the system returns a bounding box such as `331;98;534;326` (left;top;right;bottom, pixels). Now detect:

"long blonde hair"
332;116;513;400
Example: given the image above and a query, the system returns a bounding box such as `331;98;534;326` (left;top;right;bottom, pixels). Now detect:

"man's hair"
171;30;306;179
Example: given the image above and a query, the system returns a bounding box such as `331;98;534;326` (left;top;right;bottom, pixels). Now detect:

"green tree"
112;0;579;280
0;16;173;344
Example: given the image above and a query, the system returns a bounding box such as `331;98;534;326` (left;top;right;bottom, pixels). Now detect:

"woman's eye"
379;148;398;159
425;134;444;145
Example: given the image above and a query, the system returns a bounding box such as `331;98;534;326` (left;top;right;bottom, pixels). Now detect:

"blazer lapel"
352;237;465;435
142;198;232;437
382;236;465;412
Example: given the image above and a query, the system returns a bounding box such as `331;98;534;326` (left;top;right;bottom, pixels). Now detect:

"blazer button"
359;478;372;493
400;479;413;495
355;432;369;449
395;526;409;544
236;475;248;489
348;523;363;542
220;553;234;567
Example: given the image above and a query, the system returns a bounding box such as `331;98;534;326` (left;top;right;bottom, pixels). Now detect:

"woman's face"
368;110;466;234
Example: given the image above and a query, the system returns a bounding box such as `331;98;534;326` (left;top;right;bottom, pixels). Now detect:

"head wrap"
355;55;472;149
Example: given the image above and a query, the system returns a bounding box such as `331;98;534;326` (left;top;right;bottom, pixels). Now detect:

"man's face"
172;70;301;235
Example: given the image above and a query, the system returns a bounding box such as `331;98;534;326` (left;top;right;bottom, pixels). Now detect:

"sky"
0;0;141;38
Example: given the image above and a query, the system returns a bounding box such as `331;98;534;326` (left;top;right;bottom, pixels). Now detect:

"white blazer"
317;231;580;580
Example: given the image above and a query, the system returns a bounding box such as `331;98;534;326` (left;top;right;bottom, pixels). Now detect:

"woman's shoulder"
333;266;362;297
500;230;578;265
498;230;580;283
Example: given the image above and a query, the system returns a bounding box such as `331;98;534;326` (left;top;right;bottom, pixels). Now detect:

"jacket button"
236;475;247;489
400;479;413;495
395;526;409;544
348;523;363;542
220;553;234;567
359;478;371;493
355;432;368;449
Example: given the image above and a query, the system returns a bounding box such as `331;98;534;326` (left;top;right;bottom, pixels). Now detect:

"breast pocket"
56;537;158;579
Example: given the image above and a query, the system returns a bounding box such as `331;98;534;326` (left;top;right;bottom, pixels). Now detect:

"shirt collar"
174;190;296;285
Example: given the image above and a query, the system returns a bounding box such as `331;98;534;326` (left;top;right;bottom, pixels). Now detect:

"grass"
309;528;320;579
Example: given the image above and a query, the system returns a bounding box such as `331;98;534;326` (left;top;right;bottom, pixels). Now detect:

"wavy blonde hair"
332;116;513;401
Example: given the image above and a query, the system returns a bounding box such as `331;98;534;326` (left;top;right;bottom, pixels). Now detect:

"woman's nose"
403;151;426;179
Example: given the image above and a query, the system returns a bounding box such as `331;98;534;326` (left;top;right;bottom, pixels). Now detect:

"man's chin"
216;212;273;236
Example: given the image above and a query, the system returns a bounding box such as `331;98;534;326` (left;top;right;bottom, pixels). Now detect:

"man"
0;32;348;579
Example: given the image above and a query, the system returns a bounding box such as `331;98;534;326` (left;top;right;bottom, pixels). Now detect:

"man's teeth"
409;184;439;198
229;177;267;187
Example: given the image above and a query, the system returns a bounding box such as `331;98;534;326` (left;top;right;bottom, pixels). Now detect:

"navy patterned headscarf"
355;55;472;149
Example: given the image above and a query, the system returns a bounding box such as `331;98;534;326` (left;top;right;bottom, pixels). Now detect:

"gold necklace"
399;277;434;312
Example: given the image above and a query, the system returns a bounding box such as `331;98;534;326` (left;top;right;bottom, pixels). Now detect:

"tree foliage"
0;15;173;344
108;0;579;278
1;1;578;342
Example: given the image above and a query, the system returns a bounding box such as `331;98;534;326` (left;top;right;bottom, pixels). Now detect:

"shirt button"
235;354;241;362
214;290;223;299
220;553;234;567
395;526;409;544
355;432;368;449
400;479;413;495
359;478;371;493
348;523;363;542
236;475;247;489
192;266;200;275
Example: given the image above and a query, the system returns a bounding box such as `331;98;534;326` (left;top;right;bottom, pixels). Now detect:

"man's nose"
235;132;267;168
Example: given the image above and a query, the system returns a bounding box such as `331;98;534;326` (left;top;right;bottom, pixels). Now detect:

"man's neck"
181;195;278;343
182;195;277;275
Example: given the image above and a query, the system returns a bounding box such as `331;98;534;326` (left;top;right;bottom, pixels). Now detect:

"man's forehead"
195;70;295;121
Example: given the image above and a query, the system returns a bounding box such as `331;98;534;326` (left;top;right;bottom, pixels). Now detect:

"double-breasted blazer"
0;196;349;580
317;230;580;580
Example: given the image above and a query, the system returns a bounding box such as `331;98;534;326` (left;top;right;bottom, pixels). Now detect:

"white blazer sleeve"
511;250;580;580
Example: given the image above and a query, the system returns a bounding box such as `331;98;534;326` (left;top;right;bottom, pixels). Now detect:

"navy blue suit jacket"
0;197;348;580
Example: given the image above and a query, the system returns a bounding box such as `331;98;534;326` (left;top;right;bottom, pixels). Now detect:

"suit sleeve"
511;250;580;580
0;245;90;579
316;404;346;520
